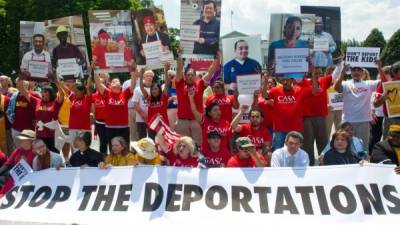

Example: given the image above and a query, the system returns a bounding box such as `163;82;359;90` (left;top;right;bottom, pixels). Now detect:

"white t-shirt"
20;50;51;70
341;79;379;122
132;86;150;122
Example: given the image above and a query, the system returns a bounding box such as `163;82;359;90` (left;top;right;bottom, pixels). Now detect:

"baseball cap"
236;137;254;148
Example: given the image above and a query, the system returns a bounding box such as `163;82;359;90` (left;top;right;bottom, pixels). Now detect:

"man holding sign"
311;17;336;67
52;26;85;80
20;34;51;80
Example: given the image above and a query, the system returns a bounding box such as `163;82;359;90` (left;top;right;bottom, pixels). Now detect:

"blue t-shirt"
223;57;262;84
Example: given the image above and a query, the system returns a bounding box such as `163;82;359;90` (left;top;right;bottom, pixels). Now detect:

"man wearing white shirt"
132;70;153;139
20;34;51;76
271;131;309;167
334;65;380;151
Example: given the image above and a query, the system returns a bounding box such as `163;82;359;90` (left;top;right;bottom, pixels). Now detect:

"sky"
153;0;400;41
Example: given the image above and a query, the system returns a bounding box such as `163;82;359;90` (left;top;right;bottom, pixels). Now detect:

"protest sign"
236;74;261;95
0;165;399;225
313;36;329;51
56;58;80;79
328;91;344;111
9;159;33;183
180;0;221;59
28;61;49;80
275;48;309;74
345;47;380;68
89;10;135;73
131;6;172;68
105;53;125;67
382;81;400;118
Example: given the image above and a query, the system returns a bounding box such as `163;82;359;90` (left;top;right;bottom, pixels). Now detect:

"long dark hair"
41;85;56;101
150;82;162;103
205;102;219;119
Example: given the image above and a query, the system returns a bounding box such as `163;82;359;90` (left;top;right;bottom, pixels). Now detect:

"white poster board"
345;47;380;68
28;61;49;79
237;74;261;95
313;36;329;51
105;52;125;67
275;48;309;74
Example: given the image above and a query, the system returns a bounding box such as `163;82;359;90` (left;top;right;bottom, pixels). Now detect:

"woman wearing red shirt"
92;85;107;154
205;80;239;122
188;90;232;151
19;78;64;153
156;134;198;167
94;63;137;150
139;64;170;140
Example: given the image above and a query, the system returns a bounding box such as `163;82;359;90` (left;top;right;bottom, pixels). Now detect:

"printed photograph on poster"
131;6;173;69
382;81;400;118
19;21;51;81
180;0;221;59
43;15;89;80
345;47;380;68
301;6;341;68
268;14;315;74
222;35;262;94
89;10;135;74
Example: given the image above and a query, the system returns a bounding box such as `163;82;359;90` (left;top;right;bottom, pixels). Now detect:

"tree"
381;29;400;65
340;38;362;53
363;28;386;49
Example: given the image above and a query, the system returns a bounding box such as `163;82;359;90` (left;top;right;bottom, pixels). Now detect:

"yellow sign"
382;81;400;118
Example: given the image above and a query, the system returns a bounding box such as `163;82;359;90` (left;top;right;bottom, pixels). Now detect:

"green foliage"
340;38;362;53
0;0;156;79
363;28;386;49
381;29;400;65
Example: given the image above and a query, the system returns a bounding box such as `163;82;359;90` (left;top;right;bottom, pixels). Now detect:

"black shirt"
69;148;104;167
324;149;358;166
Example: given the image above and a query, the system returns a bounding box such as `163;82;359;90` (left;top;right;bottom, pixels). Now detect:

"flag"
148;114;182;146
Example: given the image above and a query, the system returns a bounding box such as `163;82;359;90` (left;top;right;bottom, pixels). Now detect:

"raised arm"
16;76;30;101
334;64;349;93
175;56;184;83
375;59;387;82
202;54;220;84
188;90;202;123
93;62;106;95
55;79;65;104
231;105;249;133
311;67;321;94
162;63;170;95
129;61;138;93
86;67;93;96
139;68;149;99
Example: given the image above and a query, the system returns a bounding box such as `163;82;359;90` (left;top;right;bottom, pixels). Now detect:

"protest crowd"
0;1;400;202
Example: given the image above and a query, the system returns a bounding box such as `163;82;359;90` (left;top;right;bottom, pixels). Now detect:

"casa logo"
213;98;231;105
205;157;224;166
207;126;229;135
108;98;124;106
248;136;264;145
277;95;296;104
348;87;368;94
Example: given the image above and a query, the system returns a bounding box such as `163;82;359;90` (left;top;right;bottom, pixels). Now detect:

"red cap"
116;36;126;42
98;32;110;39
143;16;155;25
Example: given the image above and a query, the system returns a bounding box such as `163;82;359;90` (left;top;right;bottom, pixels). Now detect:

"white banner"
0;165;399;225
28;61;49;79
180;25;200;42
313;37;329;52
105;53;125;67
345;47;380;68
237;74;261;95
275;48;309;74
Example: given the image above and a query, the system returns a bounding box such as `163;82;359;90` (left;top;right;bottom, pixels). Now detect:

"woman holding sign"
267;16;308;71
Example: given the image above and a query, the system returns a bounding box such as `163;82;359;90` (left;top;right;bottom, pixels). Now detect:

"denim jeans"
272;131;288;151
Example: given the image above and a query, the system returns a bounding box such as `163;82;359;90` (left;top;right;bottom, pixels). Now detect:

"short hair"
75;132;92;147
173;136;196;156
285;16;302;27
285;131;304;144
234;39;247;50
329;129;351;152
203;0;217;10
340;122;353;130
32;34;45;41
391;61;400;75
249;108;264;118
74;83;87;94
111;136;129;156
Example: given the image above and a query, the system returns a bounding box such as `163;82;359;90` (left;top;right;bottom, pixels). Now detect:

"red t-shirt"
256;96;274;129
227;154;259;168
5;147;35;167
205;94;235;122
147;92;169;126
239;124;272;151
103;88;132;127
201;146;231;167
376;83;390;116
92;45;108;69
268;86;312;132
201;116;232;151
69;95;92;130
166;150;198;167
176;79;206;119
13;94;40;131
35;100;61;138
92;92;107;121
0;151;6;167
299;76;332;117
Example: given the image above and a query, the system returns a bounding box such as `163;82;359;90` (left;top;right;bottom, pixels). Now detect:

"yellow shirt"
58;96;71;126
134;153;163;165
394;147;400;164
105;152;137;166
